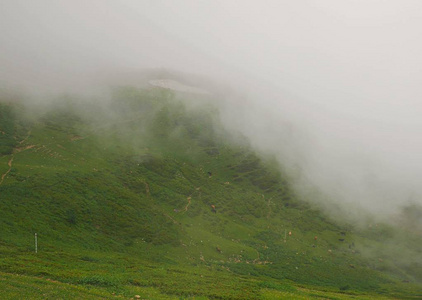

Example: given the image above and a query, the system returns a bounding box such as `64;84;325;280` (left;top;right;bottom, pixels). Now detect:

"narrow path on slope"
0;156;13;185
180;187;201;213
18;130;32;145
0;130;33;186
182;197;191;212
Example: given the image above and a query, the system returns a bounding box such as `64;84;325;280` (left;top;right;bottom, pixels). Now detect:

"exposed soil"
0;156;13;185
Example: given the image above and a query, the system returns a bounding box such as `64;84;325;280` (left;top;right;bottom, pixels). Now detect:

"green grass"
0;89;421;299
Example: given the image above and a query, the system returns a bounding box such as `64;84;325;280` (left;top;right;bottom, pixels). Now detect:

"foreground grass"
1;266;415;300
1;269;415;300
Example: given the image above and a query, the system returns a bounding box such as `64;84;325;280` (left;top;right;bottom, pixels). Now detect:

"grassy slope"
0;88;421;299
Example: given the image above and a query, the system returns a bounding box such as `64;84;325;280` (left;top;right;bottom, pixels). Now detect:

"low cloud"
1;1;422;224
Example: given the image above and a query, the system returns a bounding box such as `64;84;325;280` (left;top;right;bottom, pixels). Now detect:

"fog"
1;1;422;224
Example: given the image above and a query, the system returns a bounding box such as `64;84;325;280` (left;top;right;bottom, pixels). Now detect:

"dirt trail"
0;156;14;185
180;187;201;213
70;135;84;142
164;213;180;225
14;145;36;153
182;197;191;212
0;130;33;185
18;130;32;145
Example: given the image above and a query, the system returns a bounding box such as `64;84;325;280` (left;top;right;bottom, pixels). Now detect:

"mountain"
0;85;421;299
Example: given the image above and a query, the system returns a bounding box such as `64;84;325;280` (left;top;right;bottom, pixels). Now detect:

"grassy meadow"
0;87;421;299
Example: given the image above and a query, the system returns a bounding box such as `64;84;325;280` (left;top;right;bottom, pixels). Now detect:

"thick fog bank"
1;1;422;225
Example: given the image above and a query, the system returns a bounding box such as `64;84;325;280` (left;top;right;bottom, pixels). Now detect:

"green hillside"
0;87;421;299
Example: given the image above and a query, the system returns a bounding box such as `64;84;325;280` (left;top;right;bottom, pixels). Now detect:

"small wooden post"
35;233;38;253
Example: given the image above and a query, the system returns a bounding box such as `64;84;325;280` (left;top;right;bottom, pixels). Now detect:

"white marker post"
35;233;37;253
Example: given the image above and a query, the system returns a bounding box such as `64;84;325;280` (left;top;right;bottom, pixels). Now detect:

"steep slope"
0;88;421;299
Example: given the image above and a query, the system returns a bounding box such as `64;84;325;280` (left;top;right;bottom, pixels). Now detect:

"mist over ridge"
1;1;422;225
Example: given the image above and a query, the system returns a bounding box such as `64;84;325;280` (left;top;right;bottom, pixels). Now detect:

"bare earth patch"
0;156;13;185
70;135;84;141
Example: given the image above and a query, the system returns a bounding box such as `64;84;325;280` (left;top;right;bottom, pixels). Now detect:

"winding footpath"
0;130;32;186
0;156;13;186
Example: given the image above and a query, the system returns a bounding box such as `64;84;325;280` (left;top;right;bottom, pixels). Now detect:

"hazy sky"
1;1;422;221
